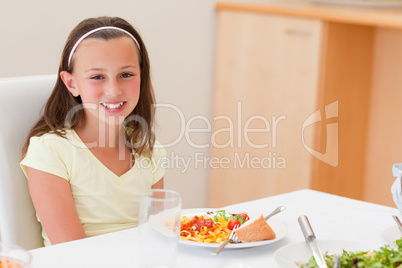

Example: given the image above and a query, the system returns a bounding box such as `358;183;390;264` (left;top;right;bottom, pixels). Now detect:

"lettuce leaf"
300;238;402;268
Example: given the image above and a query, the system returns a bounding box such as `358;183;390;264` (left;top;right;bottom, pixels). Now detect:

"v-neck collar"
70;129;138;183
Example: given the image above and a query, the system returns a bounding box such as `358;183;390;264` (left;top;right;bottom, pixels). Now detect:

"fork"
211;225;241;255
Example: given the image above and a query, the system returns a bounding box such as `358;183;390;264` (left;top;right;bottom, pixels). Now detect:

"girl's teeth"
101;102;124;109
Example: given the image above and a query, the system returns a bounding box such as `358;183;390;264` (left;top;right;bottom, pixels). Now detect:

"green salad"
299;238;402;268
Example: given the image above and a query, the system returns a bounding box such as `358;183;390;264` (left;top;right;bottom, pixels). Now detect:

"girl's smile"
100;101;127;113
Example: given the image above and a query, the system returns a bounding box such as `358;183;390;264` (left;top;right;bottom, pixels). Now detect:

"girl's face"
61;36;141;128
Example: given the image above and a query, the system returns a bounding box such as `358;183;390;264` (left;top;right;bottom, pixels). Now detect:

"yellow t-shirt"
20;129;166;246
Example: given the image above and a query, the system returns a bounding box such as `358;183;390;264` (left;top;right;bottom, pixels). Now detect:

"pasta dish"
180;210;249;243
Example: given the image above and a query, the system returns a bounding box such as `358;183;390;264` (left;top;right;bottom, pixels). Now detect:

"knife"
393;215;402;234
298;215;328;268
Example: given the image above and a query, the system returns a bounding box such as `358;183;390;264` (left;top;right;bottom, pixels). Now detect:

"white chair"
0;74;57;249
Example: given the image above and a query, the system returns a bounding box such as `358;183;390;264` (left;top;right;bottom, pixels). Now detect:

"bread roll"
234;214;276;242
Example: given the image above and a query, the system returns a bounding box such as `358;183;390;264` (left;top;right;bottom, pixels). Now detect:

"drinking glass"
0;242;31;267
138;189;181;268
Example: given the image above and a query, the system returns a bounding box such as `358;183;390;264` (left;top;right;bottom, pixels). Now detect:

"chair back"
0;74;57;249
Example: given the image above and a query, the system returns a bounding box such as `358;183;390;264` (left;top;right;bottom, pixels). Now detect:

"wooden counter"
210;0;402;208
217;1;402;29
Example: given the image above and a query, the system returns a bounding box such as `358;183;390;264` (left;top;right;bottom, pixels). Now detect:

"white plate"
274;240;381;268
310;0;402;6
179;208;287;249
380;225;402;246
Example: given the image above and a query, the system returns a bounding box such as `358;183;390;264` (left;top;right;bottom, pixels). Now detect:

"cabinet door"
210;11;323;207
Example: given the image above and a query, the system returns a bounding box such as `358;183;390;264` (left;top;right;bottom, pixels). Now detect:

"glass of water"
138;189;181;268
0;242;31;267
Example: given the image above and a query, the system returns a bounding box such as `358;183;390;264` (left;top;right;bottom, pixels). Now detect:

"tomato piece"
194;218;213;232
227;219;241;230
239;213;250;222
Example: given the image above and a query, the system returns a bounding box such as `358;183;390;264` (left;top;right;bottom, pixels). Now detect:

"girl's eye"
91;75;103;80
121;73;134;78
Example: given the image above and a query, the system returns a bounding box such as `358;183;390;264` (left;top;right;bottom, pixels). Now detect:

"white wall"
0;0;218;208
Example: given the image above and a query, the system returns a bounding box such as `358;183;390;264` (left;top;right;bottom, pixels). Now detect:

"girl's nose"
105;79;122;97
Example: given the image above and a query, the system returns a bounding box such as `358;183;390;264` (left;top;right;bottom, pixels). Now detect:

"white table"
29;189;400;268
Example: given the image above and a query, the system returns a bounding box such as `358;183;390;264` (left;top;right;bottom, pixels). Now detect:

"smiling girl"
20;17;166;246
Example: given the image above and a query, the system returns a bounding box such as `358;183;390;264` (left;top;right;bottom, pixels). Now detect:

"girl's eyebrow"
84;65;138;73
121;65;139;70
85;68;105;73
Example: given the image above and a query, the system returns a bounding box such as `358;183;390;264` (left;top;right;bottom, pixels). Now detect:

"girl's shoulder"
134;140;166;160
29;129;78;149
153;140;164;149
151;140;166;158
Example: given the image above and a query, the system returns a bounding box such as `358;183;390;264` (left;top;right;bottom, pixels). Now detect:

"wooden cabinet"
210;11;323;206
210;1;402;207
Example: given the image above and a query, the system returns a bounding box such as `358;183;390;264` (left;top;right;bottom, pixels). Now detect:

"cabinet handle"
284;28;312;37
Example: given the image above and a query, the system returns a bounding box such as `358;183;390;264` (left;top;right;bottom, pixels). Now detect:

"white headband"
67;26;141;69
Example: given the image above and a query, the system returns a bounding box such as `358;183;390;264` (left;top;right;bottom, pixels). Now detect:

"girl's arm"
26;167;87;245
152;177;164;189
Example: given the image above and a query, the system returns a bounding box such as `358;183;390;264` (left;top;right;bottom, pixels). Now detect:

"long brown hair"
22;17;155;158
